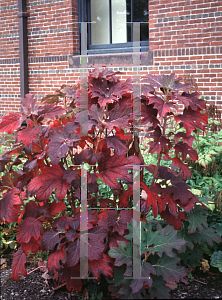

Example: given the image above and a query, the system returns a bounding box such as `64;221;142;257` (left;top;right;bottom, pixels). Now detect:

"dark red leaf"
174;132;196;147
113;210;132;235
160;207;185;230
0;187;21;224
11;247;27;281
141;103;159;128
67;226;107;267
61;266;82;291
160;195;178;217
99;153;141;189
176;92;206;111
40;104;65;120
108;233;129;249
41;230;61;251
170;156;192;180
89;253;114;281
174;108;208;136
149;95;177;117
140;182;160;217
119;187;133;207
28;164;70;201
0;112;21;134
105;104;132;130
49;201;66;216
168;180;194;205
21;237;41;255
146;126;171;154
48;246;66;273
17;126;41;147
175;142;198;161
21;94;38;116
106;136;128;155
17;217;43;243
66;239;80;267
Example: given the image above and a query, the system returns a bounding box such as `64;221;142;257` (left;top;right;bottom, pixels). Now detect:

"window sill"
68;50;153;68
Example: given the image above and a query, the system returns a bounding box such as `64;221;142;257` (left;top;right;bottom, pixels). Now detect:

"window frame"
78;0;149;55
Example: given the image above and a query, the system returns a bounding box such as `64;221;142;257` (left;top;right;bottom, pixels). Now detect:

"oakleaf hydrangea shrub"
0;69;221;298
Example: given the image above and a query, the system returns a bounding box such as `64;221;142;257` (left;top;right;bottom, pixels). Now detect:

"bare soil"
1;254;222;300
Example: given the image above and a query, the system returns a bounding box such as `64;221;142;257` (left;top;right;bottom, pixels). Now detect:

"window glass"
83;0;149;49
90;0;110;45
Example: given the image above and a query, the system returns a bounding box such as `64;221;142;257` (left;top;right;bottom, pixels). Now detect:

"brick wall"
149;0;222;110
0;0;222;117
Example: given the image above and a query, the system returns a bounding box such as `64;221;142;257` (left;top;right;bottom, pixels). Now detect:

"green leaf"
148;276;171;299
210;251;222;272
153;254;186;282
108;266;126;286
108;241;132;267
177;225;196;251
195;227;221;246
187;206;208;234
212;223;222;236
129;262;156;293
144;225;186;257
178;247;202;268
118;279;146;299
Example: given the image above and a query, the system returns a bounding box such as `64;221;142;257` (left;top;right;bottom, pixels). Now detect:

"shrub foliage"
0;69;221;298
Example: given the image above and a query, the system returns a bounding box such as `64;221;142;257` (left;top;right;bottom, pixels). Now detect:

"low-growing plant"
0;69;221;298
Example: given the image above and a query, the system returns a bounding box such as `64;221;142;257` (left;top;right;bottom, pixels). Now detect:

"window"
78;0;149;54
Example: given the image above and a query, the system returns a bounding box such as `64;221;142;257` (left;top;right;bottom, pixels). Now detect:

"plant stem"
95;126;103;153
151;115;167;186
151;152;162;186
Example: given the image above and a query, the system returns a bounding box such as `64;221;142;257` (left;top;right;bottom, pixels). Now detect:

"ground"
1;255;222;299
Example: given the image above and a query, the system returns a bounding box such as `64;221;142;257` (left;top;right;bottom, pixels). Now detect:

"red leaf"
149;95;177;117
106;136;128;155
174;132;195;147
160;195;178;217
11;247;27;281
174;108;208;136
160;207;185;230
98;210;132;235
114;127;132;140
141;103;159;128
21;237;41;255
41;230;61;251
28;164;70;201
40;104;65;120
89;253;114;281
113;210;132;235
99;153;141;189
61;266;82;292
164;154;192;180
119;188;133;207
0;187;21;224
21;94;37;116
108;233;129;248
146;126;171;154
176;92;206;111
168;180;194;205
175;142;198;161
170;157;192;180
105;104;132;130
17;126;41;147
48;246;66;273
67;226;107;267
140;182;160;218
17;217;43;243
49;201;66;216
0;112;21;134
